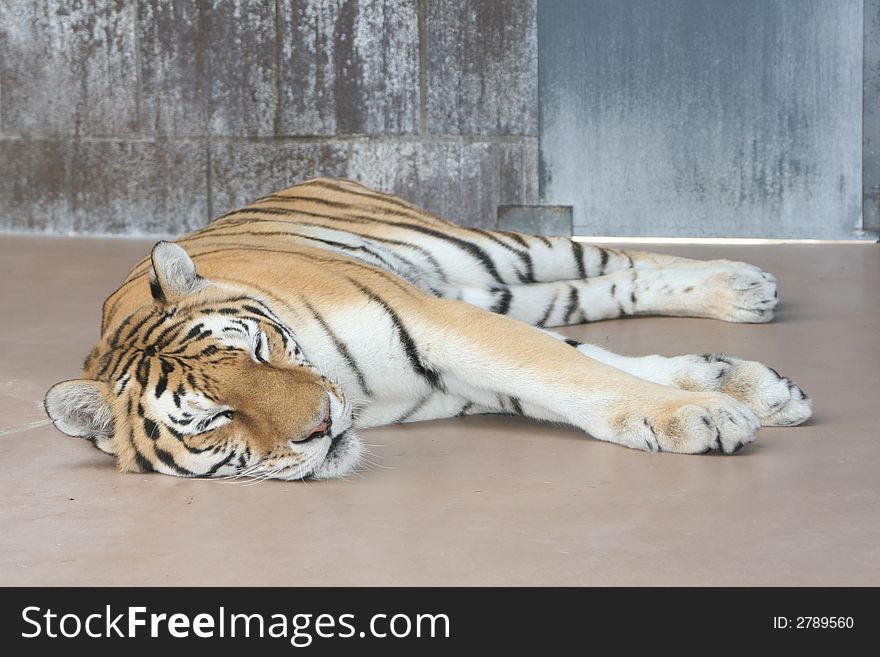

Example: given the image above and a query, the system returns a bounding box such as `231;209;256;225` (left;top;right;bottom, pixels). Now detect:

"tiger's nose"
306;418;330;439
301;402;332;442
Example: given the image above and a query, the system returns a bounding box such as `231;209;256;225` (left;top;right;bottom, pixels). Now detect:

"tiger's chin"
309;431;364;480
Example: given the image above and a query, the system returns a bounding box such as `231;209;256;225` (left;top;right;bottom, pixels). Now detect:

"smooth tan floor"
1;235;877;586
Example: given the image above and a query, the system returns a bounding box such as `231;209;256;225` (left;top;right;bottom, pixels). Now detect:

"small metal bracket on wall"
497;205;573;237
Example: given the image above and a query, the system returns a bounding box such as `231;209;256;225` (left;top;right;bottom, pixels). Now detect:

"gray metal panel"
539;0;864;239
497;205;572;236
865;0;880;232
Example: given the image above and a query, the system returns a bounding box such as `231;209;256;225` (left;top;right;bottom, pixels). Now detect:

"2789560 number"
796;617;853;629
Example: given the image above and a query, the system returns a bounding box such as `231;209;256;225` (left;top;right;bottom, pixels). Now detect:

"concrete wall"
0;0;538;234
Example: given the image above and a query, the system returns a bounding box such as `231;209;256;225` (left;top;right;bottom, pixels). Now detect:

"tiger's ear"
44;379;116;455
149;241;207;304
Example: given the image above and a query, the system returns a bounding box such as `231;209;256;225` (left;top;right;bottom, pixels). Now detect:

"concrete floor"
0;235;877;586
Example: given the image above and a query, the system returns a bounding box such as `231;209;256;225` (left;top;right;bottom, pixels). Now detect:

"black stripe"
153;446;194;476
216;206;315;222
123;312;154;344
498;231;529;248
456;402;474;417
571;241;586;279
598;247;609;275
643;418;663;452
149;276;165;303
347;278;443;391
242;304;274;321
93;352;111;377
168;414;193;427
301;299;373;396
490;287;513;315
172;384;185;408
536;292;559;328
200;345;220;357
125;397;153;473
134;449;154;473
255;194;353;209
97;345;128;378
153;322;188;351
470;228;535;283
109;351;139;383
767;366;784;381
181;322;205;344
509;397;524;416
154;375;168;399
517;261;535;285
154;359;174;399
108;313;135;348
563;286;580;324
135;356;151;386
535;235;553;247
205;450;236;475
140;315;168;344
393;394;432;423
166;426;213;454
143;418;159;440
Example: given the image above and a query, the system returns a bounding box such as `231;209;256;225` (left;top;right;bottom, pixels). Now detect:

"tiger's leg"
394;337;811;429
413;298;761;454
452;266;778;325
542;336;812;427
458;229;773;283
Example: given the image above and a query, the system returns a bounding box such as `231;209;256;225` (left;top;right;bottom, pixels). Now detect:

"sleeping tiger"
44;177;811;480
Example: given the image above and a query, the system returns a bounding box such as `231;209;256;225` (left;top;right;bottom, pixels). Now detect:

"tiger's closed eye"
196;410;234;433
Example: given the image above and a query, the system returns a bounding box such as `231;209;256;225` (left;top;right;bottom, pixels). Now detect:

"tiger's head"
44;242;360;481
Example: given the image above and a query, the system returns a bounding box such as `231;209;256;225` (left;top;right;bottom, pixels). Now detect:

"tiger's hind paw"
711;267;778;323
668;353;812;427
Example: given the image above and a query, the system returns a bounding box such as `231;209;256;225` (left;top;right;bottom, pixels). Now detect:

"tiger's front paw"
615;391;760;455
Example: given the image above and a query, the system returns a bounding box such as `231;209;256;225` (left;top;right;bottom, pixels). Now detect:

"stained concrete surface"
0;236;877;586
0;1;539;232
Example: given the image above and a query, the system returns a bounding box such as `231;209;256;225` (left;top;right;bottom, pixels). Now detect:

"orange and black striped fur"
45;178;811;480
